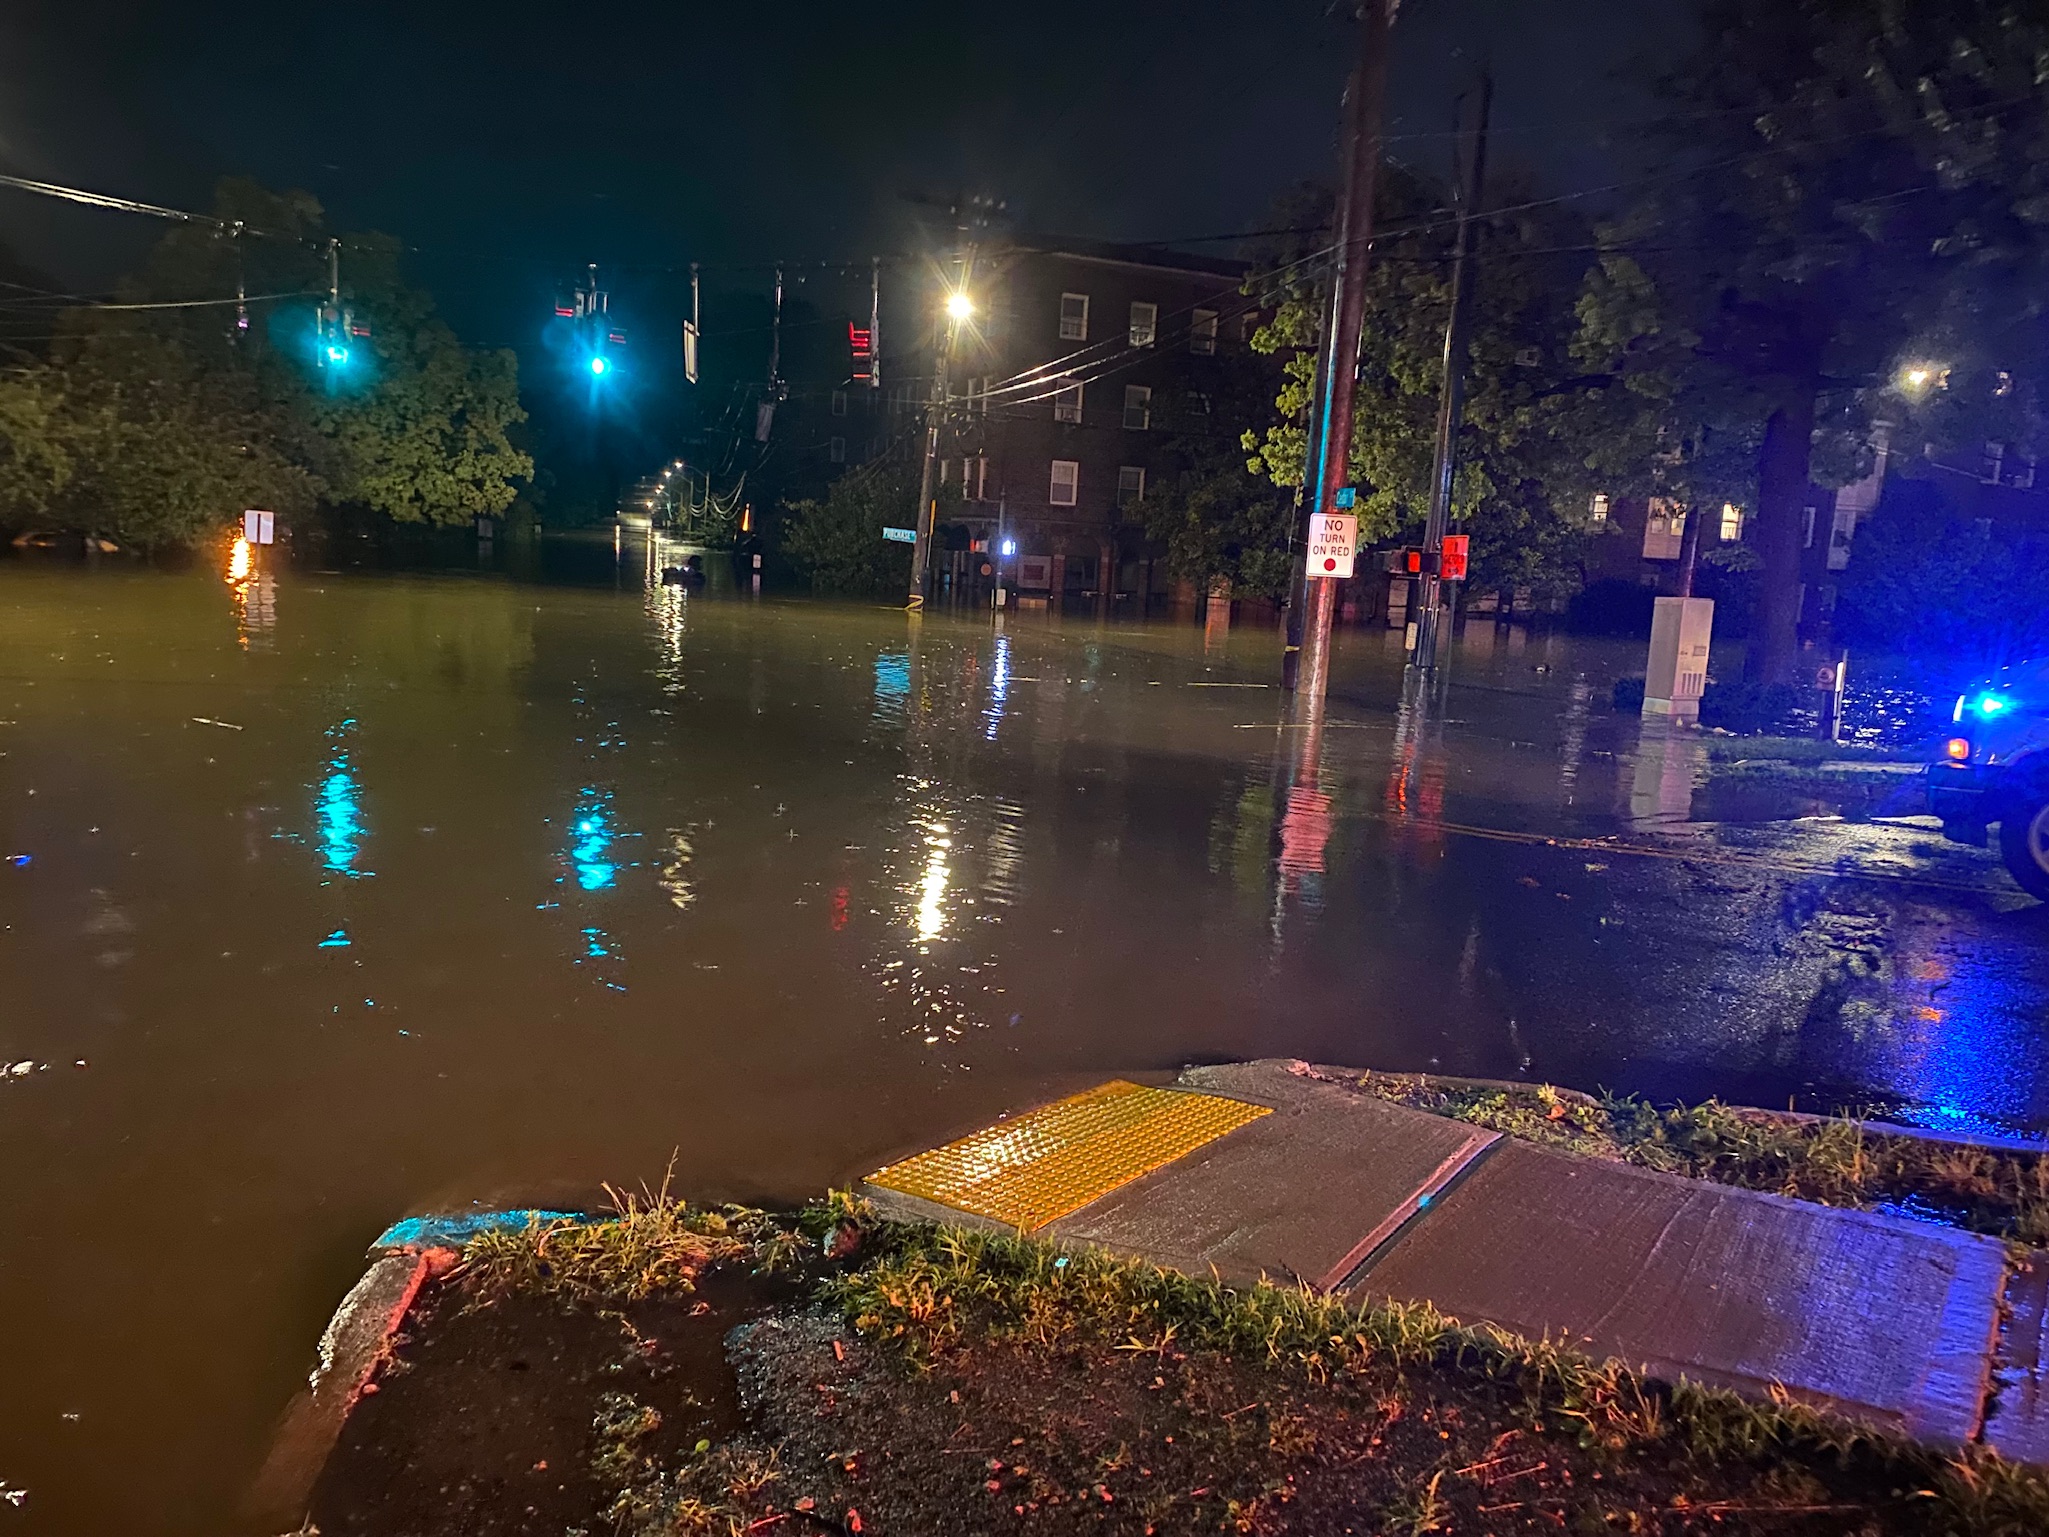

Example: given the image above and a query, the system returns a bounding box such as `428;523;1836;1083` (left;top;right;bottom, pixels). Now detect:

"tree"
299;233;531;525
1836;476;2049;660
1144;464;1296;598
1145;342;1295;597
782;462;954;596
1241;169;1620;603
1616;0;2049;680
0;180;530;548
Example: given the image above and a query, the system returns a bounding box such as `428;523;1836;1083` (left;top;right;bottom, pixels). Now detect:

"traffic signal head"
589;355;610;377
324;342;349;366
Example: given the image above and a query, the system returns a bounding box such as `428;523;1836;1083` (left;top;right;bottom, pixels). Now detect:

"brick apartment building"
894;236;1250;600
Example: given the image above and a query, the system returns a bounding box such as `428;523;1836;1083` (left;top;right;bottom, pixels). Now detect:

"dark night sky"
0;0;1694;416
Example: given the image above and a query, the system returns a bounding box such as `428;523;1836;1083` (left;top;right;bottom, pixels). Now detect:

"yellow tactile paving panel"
868;1080;1271;1232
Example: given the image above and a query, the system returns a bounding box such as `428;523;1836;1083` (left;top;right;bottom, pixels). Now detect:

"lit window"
830;436;846;464
1719;502;1743;541
1053;382;1083;424
1589;493;1609;527
831;389;847;417
1059;292;1089;341
1117;465;1146;506
970;456;988;501
1642;497;1684;560
1122;384;1152;431
1050;459;1079;506
1190;308;1218;355
1129;301;1157;347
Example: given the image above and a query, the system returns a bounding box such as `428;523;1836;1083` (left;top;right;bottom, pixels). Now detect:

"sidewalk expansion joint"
1324;1132;1506;1294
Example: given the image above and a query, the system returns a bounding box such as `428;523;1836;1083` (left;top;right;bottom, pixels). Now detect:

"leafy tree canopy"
0;180;530;549
782;461;958;596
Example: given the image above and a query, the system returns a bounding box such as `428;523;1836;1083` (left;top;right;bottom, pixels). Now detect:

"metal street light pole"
1291;0;1397;703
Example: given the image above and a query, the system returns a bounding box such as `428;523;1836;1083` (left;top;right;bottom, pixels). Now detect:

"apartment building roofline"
1002;233;1248;283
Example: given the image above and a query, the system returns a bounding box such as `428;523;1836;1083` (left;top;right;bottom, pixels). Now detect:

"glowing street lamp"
945;290;974;322
1898;361;1948;396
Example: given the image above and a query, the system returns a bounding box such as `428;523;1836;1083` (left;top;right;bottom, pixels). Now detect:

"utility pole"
768;263;784;389
1414;72;1493;669
908;243;975;610
868;256;882;392
684;262;700;384
1290;0;1398;703
907;314;954;610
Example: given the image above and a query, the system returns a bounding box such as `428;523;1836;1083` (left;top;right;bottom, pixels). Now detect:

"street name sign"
881;526;917;544
1307;511;1356;578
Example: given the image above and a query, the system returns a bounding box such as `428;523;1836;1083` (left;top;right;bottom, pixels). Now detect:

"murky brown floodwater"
3;544;2046;1533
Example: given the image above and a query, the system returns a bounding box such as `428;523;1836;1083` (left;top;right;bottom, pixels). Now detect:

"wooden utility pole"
908;239;977;610
1291;0;1397;703
1414;72;1492;669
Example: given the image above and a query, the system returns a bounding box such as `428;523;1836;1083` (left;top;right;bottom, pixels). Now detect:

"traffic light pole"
1414;74;1492;670
1291;0;1395;704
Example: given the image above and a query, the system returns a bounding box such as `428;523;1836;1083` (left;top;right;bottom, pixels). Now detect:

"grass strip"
831;1219;2049;1535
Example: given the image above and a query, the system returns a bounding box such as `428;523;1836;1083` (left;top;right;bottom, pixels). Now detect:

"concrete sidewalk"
863;1058;2047;1463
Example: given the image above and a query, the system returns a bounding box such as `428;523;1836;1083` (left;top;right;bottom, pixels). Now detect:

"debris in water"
6;854;28;867
0;1481;24;1508
189;717;244;731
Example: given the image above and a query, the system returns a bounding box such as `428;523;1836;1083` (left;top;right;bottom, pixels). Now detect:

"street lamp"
945;290;974;322
1898;361;1947;395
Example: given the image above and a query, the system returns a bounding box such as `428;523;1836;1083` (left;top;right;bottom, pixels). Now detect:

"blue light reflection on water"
567;786;619;891
1875;930;2049;1142
873;651;910;726
317;719;370;879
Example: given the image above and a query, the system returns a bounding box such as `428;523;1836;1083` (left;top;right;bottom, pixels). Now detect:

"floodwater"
2;544;2046;1533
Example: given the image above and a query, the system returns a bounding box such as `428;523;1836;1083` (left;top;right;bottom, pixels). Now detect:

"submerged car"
1930;658;2049;899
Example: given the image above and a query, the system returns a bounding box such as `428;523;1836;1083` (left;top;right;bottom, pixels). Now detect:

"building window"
1190;308;1218;355
888;383;914;416
1117;465;1146;507
1059;292;1089;341
1122;384;1152;431
1128;301;1157;347
963;377;988;416
1719;502;1743;541
1589;493;1610;527
969;456;988;501
1802;505;1817;548
1642;497;1684;560
829;436;846;464
1053;382;1083;424
831;389;847;417
1049;459;1079;506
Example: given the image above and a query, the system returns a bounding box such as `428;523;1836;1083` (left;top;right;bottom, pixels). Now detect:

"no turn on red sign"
1307;511;1356;578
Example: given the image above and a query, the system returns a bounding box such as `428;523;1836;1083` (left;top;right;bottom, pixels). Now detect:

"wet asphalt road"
0;548;2045;1533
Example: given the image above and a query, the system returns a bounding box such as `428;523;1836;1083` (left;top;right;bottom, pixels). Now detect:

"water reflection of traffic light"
317;720;371;881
